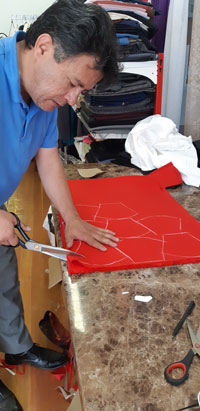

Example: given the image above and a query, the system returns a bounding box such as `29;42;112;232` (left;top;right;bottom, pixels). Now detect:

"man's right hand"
0;210;31;246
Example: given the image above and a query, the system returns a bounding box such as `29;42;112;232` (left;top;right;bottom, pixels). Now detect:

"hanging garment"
59;162;200;275
151;0;170;52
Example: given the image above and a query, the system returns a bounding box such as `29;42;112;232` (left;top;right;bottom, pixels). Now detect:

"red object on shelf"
154;52;164;114
59;163;200;275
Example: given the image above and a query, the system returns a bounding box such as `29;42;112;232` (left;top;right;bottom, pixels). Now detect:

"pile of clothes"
80;72;155;131
80;0;160;141
88;0;160;61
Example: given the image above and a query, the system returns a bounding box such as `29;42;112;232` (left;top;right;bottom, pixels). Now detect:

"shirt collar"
5;31;29;106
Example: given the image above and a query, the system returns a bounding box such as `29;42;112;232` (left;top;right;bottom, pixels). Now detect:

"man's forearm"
35;147;79;223
35;147;119;251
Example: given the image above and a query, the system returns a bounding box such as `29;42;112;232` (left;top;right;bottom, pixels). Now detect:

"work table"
54;163;200;411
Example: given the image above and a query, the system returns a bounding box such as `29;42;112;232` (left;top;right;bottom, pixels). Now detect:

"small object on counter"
134;295;152;303
176;391;200;410
173;301;195;337
164;320;200;386
77;167;103;178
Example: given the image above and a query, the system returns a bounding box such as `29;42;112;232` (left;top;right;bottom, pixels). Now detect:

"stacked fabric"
86;0;160;61
80;72;155;131
79;0;160;157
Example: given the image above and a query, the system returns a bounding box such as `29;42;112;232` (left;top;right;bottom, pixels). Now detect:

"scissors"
7;212;83;261
164;320;200;386
176;391;200;410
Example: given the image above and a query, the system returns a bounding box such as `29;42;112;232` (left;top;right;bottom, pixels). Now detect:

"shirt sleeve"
40;109;59;148
146;162;183;189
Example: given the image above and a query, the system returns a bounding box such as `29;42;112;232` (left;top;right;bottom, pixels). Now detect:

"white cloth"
125;115;200;187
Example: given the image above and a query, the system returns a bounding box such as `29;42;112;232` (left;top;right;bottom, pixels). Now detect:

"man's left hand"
64;216;119;251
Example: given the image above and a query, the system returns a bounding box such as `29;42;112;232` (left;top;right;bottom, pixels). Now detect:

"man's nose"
65;87;82;106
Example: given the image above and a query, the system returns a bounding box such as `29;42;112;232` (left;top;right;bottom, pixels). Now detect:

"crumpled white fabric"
125;115;200;187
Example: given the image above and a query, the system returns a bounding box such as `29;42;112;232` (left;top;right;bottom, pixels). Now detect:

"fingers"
1;240;10;246
1;234;19;246
21;222;32;232
93;230;119;243
65;220;120;251
9;212;31;232
0;211;19;246
87;239;107;252
89;226;119;244
9;234;19;246
92;233;119;250
65;237;74;249
97;227;116;235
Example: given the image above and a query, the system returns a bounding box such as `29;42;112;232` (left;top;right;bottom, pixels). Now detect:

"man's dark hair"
24;0;119;86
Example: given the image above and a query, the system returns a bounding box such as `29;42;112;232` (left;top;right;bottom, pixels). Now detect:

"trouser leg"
0;205;32;354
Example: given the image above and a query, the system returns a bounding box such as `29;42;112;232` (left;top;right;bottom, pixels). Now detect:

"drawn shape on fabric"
69;202;200;268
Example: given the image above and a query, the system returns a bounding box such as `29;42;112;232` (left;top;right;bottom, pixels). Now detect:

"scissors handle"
10;212;30;248
164;348;195;386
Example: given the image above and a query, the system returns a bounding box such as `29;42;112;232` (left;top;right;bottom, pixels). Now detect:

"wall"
161;0;189;130
0;0;54;36
184;0;200;141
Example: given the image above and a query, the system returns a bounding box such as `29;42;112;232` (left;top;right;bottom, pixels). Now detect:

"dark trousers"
0;205;32;354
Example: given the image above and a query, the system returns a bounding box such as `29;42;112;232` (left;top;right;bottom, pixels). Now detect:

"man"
0;0;119;408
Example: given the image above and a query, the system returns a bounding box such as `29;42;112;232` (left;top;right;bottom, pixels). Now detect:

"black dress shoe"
5;344;69;370
0;380;23;411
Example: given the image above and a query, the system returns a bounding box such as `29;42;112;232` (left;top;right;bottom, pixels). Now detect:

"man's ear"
34;33;54;57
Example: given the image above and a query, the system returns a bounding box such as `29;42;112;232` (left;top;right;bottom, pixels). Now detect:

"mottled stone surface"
54;163;200;411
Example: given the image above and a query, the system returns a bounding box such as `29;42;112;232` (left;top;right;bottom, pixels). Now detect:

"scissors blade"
176;392;200;411
196;325;200;341
187;320;200;355
25;241;84;258
39;250;68;261
176;403;199;411
40;245;84;258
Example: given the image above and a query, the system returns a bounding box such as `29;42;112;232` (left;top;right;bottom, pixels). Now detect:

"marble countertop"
54;163;200;411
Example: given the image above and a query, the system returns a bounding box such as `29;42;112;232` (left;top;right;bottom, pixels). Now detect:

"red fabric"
0;358;26;375
51;362;78;391
59;163;200;275
51;365;67;381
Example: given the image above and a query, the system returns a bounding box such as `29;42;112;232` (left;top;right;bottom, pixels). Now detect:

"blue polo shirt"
0;31;58;205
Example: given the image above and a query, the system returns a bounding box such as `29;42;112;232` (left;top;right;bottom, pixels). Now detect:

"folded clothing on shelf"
79;72;155;128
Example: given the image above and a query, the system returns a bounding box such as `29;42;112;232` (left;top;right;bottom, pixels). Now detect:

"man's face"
24;36;103;111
